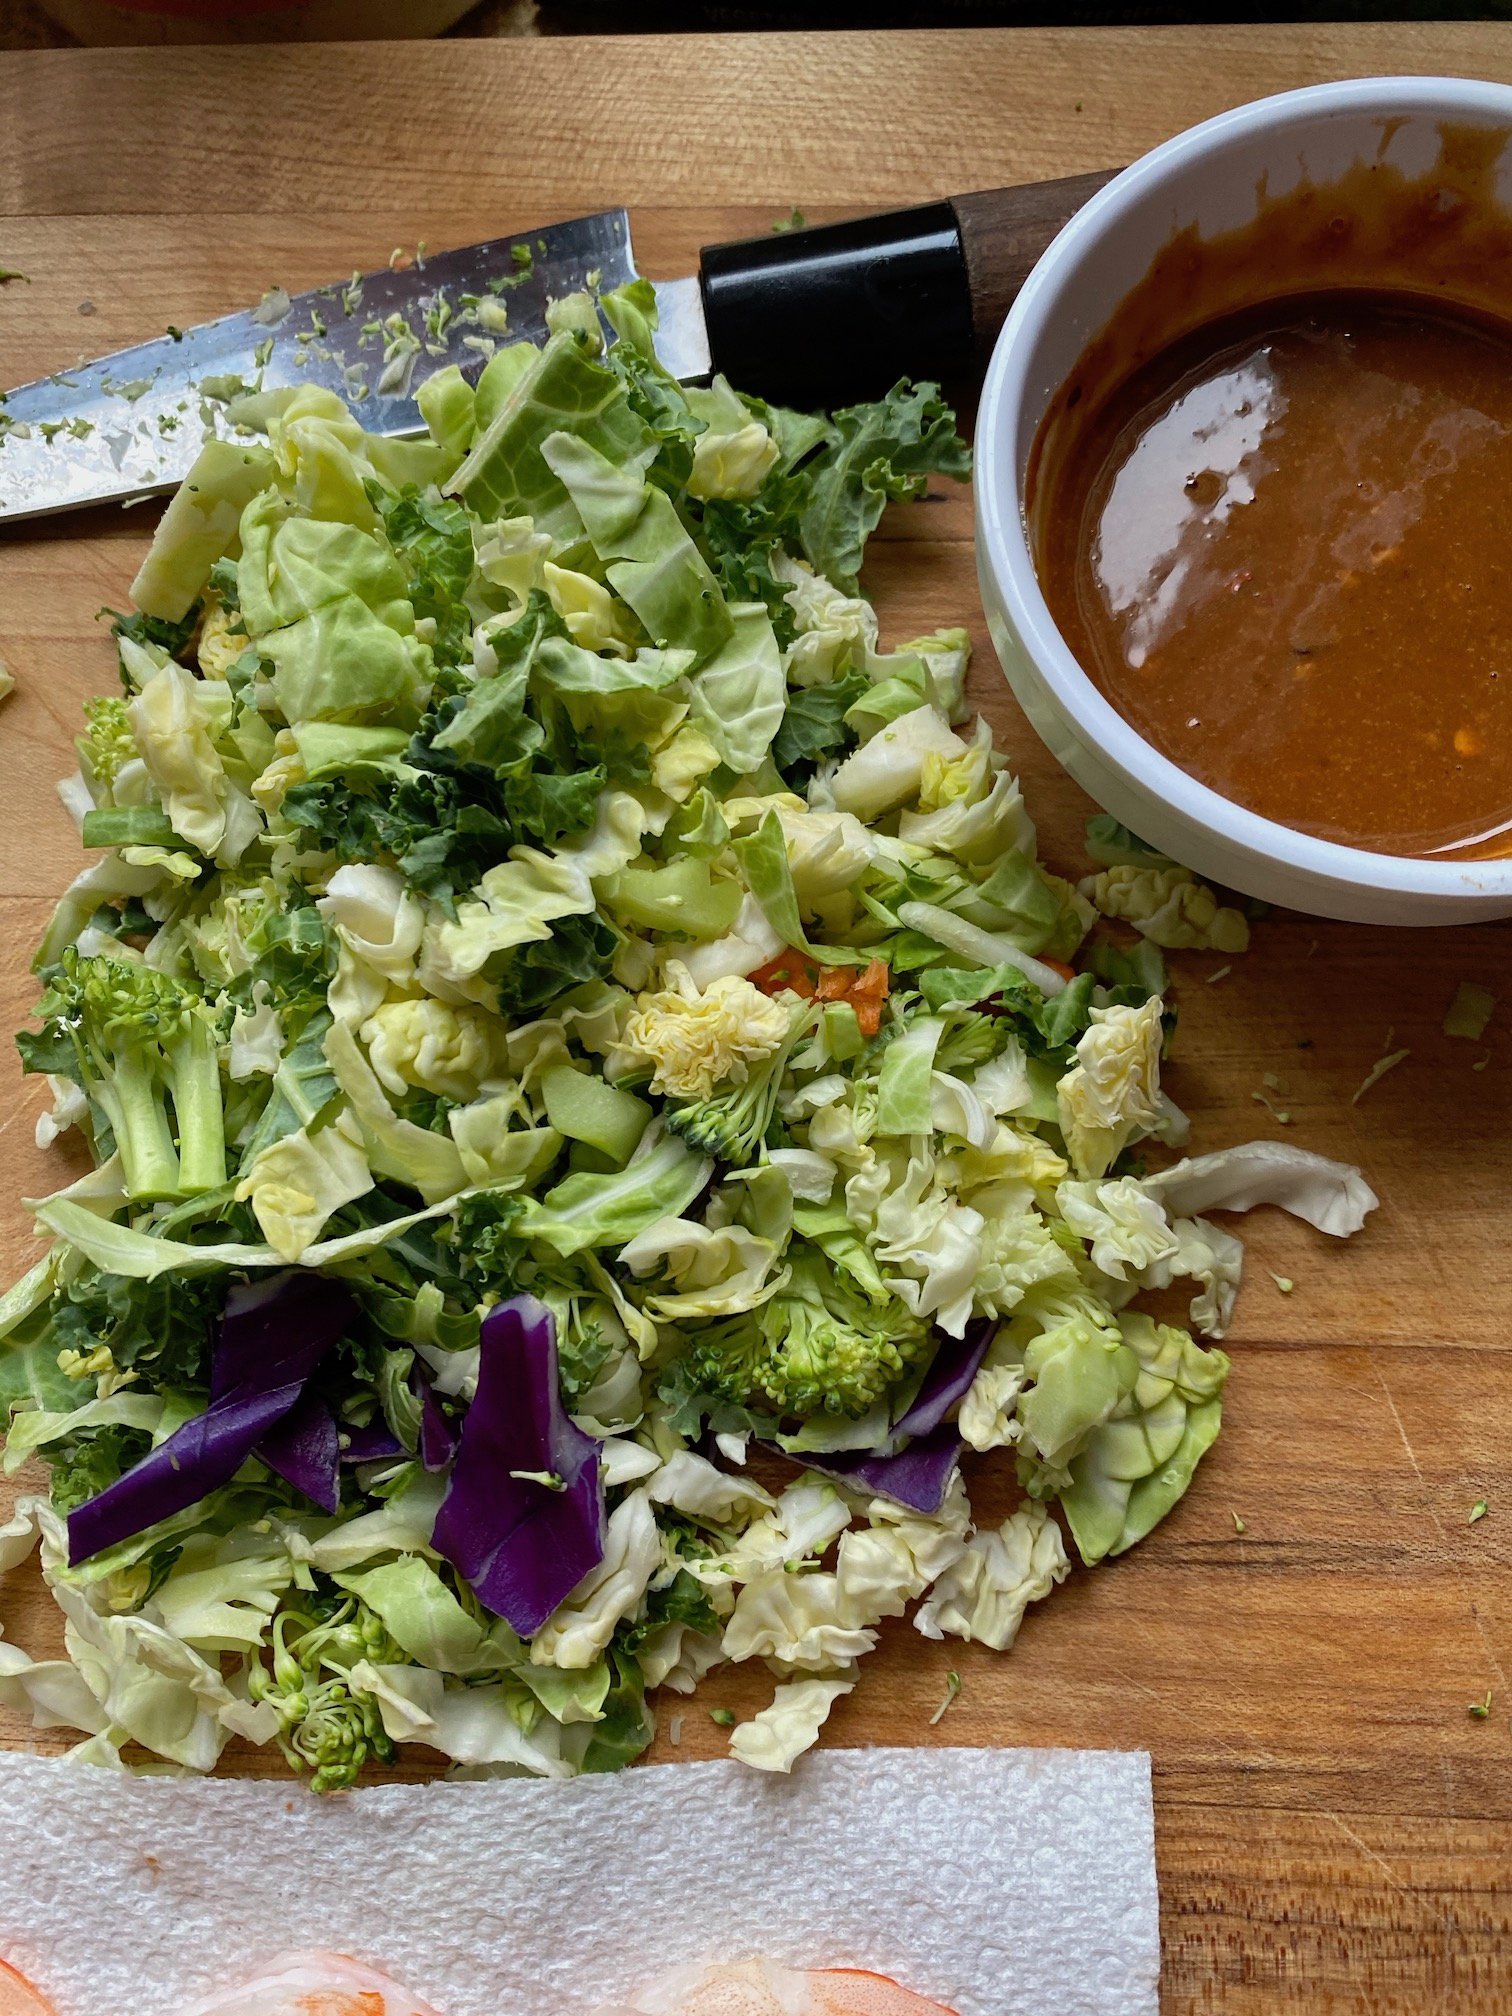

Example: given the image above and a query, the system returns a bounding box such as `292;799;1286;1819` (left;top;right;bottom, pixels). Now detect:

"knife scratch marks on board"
1372;1362;1450;1552
1375;1360;1512;1748
1318;1808;1413;1899
1100;1652;1434;1904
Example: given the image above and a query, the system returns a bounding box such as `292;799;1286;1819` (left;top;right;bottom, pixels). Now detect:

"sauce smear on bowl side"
1035;289;1512;860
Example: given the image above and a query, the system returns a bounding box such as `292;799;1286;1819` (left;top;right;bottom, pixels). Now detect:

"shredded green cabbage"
0;285;1378;1787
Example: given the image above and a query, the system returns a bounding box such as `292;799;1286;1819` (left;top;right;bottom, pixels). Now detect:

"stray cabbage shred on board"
0;282;1377;1785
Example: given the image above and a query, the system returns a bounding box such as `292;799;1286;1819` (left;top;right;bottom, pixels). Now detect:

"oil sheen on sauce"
1035;290;1512;860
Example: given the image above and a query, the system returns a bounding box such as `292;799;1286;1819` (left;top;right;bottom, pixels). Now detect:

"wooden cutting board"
1;26;1509;2014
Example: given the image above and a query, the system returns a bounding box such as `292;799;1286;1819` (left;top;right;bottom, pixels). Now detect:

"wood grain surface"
1;26;1510;2016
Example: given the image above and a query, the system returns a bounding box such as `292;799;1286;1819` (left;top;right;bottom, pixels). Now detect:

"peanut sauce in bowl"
1033;291;1512;861
977;79;1512;920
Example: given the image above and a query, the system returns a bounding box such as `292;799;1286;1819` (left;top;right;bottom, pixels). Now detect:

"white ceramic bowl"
975;76;1512;924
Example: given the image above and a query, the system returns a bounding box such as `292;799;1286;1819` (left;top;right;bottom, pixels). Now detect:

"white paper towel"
0;1747;1157;2016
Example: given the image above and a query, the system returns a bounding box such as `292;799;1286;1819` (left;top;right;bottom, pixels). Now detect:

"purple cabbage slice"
431;1294;604;1637
809;1420;965;1514
210;1272;355;1401
258;1393;341;1513
338;1420;407;1465
68;1272;356;1564
69;1389;307;1562
889;1319;996;1444
418;1380;459;1473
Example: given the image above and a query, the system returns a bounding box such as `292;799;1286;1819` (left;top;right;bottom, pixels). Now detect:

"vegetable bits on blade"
0;277;1374;1791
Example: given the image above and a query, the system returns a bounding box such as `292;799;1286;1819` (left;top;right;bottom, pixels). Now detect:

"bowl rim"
975;72;1512;901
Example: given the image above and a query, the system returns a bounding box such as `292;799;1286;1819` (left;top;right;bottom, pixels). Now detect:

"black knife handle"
698;171;1117;410
700;201;971;410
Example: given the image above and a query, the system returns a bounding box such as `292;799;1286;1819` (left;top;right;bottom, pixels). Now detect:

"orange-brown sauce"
1036;293;1512;858
1028;124;1512;860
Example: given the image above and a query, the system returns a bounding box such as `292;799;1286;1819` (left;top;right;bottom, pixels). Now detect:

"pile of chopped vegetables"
0;283;1377;1786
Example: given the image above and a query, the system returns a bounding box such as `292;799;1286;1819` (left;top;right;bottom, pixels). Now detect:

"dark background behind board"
5;2;1512;46
547;3;1512;22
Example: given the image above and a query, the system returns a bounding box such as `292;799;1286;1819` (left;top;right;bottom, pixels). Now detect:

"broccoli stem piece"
88;1027;180;1203
164;1012;226;1193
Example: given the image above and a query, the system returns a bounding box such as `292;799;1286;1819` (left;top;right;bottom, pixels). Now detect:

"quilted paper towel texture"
0;1747;1157;2016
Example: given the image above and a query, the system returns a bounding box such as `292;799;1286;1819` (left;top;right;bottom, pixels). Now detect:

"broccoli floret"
248;1597;399;1795
932;1004;1010;1076
21;950;226;1202
76;695;138;798
686;1251;930;1419
664;1007;812;1167
665;1064;781;1164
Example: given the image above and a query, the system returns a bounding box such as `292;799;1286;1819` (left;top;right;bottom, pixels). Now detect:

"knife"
0;172;1114;524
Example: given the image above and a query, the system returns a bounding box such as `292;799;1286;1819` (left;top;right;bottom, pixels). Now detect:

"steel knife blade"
0;172;1113;524
0;209;710;524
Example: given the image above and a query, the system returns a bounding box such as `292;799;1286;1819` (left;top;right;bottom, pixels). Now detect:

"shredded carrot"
817;957;890;1034
750;951;818;997
847;958;890;1036
749;952;890;1036
1041;956;1077;983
